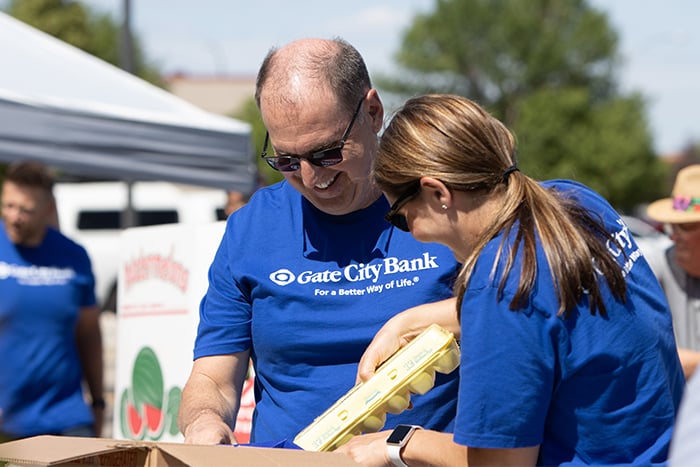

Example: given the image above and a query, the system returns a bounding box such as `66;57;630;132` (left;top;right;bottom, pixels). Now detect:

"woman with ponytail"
338;94;684;467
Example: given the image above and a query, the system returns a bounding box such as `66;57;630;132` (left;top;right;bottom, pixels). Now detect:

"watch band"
387;442;409;467
386;424;422;467
91;398;106;409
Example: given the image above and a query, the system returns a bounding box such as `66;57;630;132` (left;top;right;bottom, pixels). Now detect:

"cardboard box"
113;222;260;444
0;435;361;466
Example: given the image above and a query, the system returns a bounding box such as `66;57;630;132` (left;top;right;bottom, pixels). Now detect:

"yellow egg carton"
294;323;460;452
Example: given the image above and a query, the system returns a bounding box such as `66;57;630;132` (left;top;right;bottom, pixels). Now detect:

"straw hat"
647;164;700;224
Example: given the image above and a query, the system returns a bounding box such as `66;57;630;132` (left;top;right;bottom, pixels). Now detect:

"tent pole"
121;180;136;228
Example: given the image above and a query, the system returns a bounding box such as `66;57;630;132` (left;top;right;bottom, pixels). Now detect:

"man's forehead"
2;182;49;202
261;84;337;111
261;90;343;128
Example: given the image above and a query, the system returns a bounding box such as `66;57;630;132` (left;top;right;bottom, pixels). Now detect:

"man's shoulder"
46;228;90;256
225;182;298;235
245;181;296;208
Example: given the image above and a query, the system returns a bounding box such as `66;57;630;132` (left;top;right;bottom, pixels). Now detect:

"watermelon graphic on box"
119;346;182;440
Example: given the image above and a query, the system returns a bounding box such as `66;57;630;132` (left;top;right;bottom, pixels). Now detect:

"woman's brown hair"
374;94;626;317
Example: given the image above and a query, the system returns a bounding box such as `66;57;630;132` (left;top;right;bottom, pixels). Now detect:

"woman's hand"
357;315;421;383
335;431;393;467
357;298;460;382
337;429;468;467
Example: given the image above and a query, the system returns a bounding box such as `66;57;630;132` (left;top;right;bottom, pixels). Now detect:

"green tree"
381;0;666;211
233;97;283;186
6;0;163;86
514;87;667;211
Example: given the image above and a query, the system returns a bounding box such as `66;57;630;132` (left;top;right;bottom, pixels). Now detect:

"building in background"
165;74;256;117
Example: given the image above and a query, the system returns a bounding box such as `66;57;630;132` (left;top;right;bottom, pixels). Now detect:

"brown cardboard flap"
159;443;361;466
0;436;135;465
0;436;361;466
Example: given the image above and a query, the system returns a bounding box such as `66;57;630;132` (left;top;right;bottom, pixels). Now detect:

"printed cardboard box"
0;435;361;467
114;222;260;443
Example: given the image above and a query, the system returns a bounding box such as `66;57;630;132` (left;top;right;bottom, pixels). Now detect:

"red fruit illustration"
127;402;144;437
120;347;164;439
120;347;183;440
144;403;163;433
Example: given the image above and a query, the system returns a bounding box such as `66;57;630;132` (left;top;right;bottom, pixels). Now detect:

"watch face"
387;424;414;445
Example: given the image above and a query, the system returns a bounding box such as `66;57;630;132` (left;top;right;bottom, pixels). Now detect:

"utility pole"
120;0;136;228
119;0;135;74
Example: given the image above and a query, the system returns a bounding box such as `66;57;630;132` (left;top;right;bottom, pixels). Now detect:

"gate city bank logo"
268;253;440;287
269;268;296;286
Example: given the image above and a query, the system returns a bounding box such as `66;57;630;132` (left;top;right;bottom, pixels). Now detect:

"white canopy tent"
0;12;256;193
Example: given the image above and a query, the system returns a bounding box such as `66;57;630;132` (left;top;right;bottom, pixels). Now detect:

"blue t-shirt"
0;224;97;437
194;181;460;443
454;180;685;465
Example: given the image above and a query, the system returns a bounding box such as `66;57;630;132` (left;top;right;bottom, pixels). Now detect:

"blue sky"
16;1;700;155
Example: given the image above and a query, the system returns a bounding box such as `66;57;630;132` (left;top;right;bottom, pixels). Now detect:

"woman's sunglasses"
384;183;421;232
260;97;365;172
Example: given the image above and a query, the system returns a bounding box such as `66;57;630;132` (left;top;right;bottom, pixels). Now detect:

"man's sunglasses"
260;97;365;172
384;182;421;232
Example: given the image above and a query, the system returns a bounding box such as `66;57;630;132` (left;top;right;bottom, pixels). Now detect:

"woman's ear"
420;177;452;209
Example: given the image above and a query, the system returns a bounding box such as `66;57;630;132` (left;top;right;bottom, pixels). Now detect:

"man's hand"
183;411;237;445
178;353;250;445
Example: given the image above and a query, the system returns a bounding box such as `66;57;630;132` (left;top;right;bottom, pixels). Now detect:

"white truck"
54;181;228;311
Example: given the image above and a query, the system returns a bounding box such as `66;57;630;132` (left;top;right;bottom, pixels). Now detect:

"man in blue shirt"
0;160;104;441
177;38;461;445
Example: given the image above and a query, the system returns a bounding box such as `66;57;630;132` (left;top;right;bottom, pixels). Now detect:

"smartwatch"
386;424;422;467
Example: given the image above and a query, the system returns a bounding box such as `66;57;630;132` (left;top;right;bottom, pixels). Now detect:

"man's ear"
366;89;384;133
47;195;59;228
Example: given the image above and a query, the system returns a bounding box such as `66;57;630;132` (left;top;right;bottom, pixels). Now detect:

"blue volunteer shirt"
454;180;685;466
194;181;460;443
0;224;97;437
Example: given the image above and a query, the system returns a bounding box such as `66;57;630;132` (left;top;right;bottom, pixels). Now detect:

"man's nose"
298;159;324;187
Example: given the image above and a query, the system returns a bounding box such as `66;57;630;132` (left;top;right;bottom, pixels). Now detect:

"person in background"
177;39;460;446
0;160;104;441
338;94;684;466
669;368;700;466
223;190;247;218
645;164;700;378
